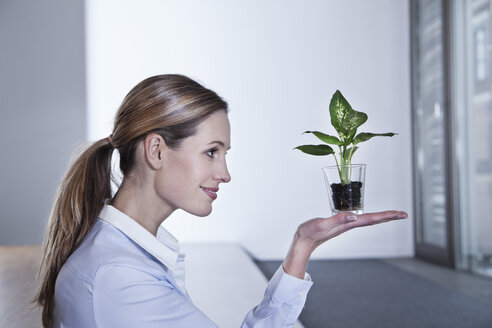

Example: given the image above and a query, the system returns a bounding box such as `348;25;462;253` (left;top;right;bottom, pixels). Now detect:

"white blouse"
53;205;313;327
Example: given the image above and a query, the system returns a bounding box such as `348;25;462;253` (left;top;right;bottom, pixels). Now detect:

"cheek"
179;159;211;185
157;161;203;196
159;171;191;196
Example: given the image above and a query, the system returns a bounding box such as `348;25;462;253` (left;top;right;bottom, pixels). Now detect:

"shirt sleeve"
93;263;218;328
241;265;313;328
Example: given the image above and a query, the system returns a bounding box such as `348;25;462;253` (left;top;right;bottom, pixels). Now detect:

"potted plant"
295;90;396;214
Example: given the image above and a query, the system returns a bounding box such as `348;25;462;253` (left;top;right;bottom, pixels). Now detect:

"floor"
384;257;492;307
0;245;42;328
255;257;492;328
2;244;492;328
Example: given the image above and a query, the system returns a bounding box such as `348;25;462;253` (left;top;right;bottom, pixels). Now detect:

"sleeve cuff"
264;265;313;304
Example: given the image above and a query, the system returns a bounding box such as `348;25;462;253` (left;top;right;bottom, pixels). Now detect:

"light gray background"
0;0;86;244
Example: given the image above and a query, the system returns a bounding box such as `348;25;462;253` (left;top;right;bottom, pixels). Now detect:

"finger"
321;211;404;226
314;211;407;239
318;212;359;229
311;212;361;239
309;211;407;246
352;211;408;227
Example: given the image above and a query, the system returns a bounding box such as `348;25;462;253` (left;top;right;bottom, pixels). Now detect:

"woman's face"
155;110;231;217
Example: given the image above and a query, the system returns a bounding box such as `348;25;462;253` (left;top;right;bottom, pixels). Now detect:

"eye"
206;147;219;158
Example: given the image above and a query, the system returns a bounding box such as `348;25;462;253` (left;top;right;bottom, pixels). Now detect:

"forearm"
242;263;313;328
282;231;315;279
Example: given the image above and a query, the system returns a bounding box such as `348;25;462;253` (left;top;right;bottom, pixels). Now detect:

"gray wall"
0;1;86;244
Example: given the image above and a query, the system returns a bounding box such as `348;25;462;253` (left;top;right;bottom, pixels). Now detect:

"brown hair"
34;74;228;327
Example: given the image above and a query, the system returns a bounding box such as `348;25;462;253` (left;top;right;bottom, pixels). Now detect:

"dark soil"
330;181;363;210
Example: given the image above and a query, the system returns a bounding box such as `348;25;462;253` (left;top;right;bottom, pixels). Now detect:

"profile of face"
151;110;231;217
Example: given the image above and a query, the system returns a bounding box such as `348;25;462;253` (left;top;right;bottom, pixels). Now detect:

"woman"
35;74;407;327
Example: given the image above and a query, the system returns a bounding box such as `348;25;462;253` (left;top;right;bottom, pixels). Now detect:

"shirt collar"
98;204;179;271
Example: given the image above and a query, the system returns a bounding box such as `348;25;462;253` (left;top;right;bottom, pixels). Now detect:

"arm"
241;211;407;328
93;264;218;328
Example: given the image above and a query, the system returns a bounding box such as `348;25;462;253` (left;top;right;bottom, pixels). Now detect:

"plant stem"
336;146;342;178
333;153;340;177
340;145;349;185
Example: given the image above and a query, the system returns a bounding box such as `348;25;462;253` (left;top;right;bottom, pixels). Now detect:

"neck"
111;178;174;236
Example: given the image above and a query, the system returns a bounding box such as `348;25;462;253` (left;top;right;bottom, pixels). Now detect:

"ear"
143;133;166;170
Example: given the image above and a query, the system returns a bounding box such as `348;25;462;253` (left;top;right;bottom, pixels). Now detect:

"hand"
283;211;408;279
296;210;408;252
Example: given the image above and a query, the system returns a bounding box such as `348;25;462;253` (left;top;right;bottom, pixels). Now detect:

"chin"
188;205;213;217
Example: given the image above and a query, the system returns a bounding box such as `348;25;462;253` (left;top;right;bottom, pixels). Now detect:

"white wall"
87;0;413;259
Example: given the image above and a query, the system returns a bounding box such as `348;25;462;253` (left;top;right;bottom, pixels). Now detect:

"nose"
215;160;231;183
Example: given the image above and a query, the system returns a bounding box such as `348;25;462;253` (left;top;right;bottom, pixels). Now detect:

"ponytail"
34;138;114;328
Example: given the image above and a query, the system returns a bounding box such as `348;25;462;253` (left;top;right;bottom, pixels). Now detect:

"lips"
200;186;218;200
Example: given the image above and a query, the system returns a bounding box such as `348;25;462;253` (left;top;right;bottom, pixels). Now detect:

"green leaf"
303;131;343;145
329;90;368;144
294;144;335;156
352;132;397;145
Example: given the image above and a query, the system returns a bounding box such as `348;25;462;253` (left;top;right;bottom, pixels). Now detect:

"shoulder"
62;219;166;285
54;220;180;326
93;262;174;295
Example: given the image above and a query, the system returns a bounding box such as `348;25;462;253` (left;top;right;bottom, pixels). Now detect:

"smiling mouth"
200;186;218;200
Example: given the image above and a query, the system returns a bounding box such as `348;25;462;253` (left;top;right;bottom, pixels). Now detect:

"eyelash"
206;147;229;159
206;148;219;158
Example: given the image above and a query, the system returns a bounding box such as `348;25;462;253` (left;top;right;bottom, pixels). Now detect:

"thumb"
333;212;358;224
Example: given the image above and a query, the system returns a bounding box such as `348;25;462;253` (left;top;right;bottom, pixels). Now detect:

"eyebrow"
208;141;231;150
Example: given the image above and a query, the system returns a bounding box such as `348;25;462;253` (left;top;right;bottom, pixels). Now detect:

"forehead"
185;110;231;147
